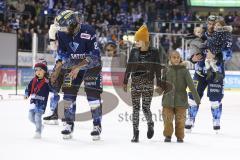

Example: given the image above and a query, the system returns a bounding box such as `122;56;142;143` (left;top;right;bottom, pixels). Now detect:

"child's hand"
206;50;215;59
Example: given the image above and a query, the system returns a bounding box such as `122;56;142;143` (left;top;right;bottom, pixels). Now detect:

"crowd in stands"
0;0;240;53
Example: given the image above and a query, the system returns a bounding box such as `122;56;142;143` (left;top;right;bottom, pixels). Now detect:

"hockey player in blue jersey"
43;21;61;125
50;10;103;140
185;15;232;132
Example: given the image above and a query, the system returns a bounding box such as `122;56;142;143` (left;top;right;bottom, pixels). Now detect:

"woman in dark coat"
123;25;165;142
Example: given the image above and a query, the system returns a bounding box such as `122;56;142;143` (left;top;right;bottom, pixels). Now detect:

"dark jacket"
188;36;205;57
25;77;51;113
207;26;232;55
123;47;164;86
162;63;201;108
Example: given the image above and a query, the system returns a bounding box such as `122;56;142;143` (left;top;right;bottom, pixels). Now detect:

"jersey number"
227;42;232;48
94;42;99;50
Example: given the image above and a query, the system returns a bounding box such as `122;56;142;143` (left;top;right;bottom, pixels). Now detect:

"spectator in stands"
0;0;239;54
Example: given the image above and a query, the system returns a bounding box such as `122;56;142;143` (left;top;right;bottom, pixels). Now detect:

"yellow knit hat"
134;25;149;42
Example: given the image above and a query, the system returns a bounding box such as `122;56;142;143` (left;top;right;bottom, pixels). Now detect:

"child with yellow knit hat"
123;25;164;142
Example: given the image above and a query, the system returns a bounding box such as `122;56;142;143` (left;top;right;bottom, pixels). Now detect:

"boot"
147;122;154;139
164;136;171;142
131;128;139;143
177;138;184;143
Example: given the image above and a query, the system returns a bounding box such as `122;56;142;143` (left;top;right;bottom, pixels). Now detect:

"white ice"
0;88;240;160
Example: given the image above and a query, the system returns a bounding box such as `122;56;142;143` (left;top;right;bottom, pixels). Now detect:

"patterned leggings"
131;77;154;130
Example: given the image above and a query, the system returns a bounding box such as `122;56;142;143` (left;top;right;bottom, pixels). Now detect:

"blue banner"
224;74;240;89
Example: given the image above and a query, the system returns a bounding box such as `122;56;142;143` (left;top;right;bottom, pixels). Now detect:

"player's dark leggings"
131;76;154;131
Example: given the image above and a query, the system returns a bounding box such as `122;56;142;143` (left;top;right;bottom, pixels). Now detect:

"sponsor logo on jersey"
71;53;86;59
31;95;45;101
80;33;91;40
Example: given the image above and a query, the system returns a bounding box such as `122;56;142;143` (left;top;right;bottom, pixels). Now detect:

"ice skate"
43;111;59;125
61;122;74;139
91;125;102;141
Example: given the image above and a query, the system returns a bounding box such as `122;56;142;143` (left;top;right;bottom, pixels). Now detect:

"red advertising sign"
102;72;124;86
0;70;20;87
0;68;124;87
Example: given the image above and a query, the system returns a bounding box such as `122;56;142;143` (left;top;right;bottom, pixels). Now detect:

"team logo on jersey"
80;33;91;40
69;42;79;52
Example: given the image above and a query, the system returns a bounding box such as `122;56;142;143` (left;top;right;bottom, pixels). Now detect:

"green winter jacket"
162;64;200;108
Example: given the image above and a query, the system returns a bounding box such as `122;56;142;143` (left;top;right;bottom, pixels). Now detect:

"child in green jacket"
161;50;200;143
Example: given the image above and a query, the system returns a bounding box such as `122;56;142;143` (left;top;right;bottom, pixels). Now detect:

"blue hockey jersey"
56;24;101;70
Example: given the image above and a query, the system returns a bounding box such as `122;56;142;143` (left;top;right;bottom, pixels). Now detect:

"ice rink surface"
0;87;240;160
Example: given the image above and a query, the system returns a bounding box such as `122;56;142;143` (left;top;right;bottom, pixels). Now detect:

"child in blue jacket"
24;60;50;138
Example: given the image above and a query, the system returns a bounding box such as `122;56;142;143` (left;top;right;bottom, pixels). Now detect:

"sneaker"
33;132;41;139
213;119;220;130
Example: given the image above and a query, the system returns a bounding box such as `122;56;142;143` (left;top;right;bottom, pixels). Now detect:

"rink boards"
0;67;240;90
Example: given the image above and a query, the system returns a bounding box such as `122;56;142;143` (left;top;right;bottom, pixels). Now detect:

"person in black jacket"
24;60;50;139
123;25;164;142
